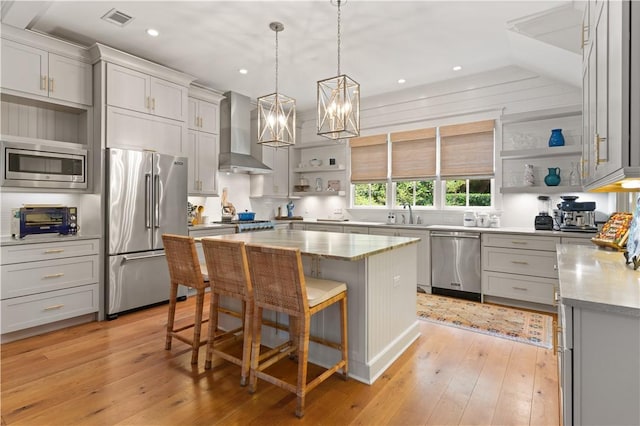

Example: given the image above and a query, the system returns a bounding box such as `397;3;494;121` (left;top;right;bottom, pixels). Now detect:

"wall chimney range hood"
219;91;272;174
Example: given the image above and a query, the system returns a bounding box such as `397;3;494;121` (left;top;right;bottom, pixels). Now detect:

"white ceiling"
1;0;584;110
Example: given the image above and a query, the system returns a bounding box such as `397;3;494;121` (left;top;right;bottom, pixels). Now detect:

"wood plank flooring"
1;294;559;425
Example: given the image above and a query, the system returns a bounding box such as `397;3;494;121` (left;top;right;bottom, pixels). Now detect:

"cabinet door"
106;63;150;113
185;130;199;194
150;77;185;121
594;1;609;173
396;229;430;288
0;39;47;97
262;146;289;196
198;100;218;134
197;132;218;195
107;106;183;155
187;97;199;130
48;53;92;105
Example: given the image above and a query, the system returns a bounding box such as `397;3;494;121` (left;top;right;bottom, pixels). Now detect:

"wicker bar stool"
162;234;209;365
245;244;348;418
201;238;253;386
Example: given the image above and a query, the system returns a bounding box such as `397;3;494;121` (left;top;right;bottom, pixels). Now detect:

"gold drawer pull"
512;286;528;291
43;273;64;279
511;260;529;265
43;304;64;311
511;241;527;245
44;249;64;254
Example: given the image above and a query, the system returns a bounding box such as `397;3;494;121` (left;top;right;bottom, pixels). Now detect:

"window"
444;179;492;207
354;182;387;207
395;181;434;207
350;119;495;210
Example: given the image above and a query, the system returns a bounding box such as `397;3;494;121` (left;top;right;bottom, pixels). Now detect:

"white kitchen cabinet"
106;106;183;155
343;226;368;234
188;97;218;133
500;107;583;194
482;233;559;309
186;130;218;195
106;63;186;122
1;38;92;106
185;87;223;196
369;227;430;292
0;239;100;335
304;223;343;233
582;0;640;190
260;146;290;197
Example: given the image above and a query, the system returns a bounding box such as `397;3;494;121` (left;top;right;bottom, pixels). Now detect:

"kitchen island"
203;229;421;384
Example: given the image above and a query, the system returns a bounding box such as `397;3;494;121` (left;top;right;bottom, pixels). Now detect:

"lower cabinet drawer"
483;247;558;279
1;284;99;333
482;271;557;305
1;256;99;299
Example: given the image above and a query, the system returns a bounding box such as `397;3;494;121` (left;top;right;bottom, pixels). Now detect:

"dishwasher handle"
430;232;480;239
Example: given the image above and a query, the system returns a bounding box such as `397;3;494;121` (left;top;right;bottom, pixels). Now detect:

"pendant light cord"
337;0;341;76
275;26;279;94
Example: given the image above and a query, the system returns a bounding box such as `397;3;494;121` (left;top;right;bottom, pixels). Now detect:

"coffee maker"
534;196;554;230
557;195;597;232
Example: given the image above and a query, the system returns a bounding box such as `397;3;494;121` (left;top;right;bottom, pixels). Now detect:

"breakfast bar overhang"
203;229;421;384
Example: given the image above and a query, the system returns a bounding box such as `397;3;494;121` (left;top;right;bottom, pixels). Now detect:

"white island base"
206;230;421;385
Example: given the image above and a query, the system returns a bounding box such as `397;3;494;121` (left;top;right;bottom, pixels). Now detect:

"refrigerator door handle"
145;173;152;228
122;252;166;262
154;174;160;228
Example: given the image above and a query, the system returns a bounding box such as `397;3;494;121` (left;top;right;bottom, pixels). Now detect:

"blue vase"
544;167;561;186
548;129;565;147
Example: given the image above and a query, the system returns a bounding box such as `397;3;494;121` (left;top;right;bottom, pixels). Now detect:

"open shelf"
293;165;346;173
500;185;583;194
292;190;346;197
501;145;583;159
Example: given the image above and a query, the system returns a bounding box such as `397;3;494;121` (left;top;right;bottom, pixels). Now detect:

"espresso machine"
557;195;597;232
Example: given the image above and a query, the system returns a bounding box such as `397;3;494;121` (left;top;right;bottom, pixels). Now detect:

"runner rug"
416;292;553;349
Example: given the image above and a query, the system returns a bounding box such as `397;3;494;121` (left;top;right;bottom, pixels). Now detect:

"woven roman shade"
439;120;495;178
390;128;436;179
349;134;388;182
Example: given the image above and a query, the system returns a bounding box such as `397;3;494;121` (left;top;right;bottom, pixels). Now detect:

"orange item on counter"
591;212;633;250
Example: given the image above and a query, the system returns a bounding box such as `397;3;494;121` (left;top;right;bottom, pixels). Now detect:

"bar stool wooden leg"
240;300;253;386
204;292;220;370
191;288;206;365
248;305;263;393
340;297;349;379
295;318;311;418
165;282;178;350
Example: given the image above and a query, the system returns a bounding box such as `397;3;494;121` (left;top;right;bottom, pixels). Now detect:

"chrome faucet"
402;203;414;224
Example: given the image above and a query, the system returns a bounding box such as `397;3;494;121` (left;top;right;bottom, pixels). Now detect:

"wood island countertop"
201;228;420;261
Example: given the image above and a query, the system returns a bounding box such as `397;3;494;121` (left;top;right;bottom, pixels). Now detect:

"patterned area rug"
416;293;553;349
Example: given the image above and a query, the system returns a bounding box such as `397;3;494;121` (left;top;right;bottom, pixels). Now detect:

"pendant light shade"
258;22;296;147
317;0;360;140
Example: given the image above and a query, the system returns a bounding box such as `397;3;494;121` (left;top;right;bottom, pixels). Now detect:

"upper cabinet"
106;63;186;122
582;0;640;191
500;107;583;194
188;97;218;134
1;38;92;106
185;86;224;196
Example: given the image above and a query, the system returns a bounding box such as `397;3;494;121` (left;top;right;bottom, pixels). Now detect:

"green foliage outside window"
395;181;434;206
445;179;491;206
354;183;387;206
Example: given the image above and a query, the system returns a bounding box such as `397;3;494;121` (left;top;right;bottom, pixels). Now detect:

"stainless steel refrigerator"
106;148;188;319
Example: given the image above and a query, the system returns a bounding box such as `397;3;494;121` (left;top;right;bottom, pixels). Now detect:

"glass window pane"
469;179;491;206
445;179;467;206
395;180;433;207
371;183;387;206
354;183;387;206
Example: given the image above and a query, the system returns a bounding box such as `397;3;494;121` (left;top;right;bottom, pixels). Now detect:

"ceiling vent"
101;8;134;27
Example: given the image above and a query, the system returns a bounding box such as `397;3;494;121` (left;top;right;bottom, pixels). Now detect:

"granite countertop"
200;228;419;261
557;244;640;316
0;233;101;246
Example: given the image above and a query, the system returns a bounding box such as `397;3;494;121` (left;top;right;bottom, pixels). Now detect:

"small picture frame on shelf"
327;180;340;191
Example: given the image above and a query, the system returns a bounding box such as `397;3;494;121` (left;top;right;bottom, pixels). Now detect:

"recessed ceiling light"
146;28;159;37
397;78;406;84
239;68;248;75
453;65;462;71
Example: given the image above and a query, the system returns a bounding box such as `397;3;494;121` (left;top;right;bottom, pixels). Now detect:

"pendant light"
317;0;360;140
257;22;296;147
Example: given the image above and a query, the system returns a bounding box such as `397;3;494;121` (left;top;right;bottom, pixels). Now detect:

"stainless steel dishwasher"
430;231;481;301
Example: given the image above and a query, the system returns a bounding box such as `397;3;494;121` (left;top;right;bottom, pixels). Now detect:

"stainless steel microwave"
1;140;87;189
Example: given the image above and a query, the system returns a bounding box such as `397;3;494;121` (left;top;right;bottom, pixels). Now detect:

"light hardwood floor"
1;294;559;425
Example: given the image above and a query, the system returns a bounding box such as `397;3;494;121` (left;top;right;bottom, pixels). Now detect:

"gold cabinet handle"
43;273;64;279
582;25;589;47
49;77;54;93
146;96;150;109
511;260;529;265
595;132;607;165
40;75;47;90
512;286;528;291
151;97;156;111
43;304;64;311
44;249;64;254
511;241;527;245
